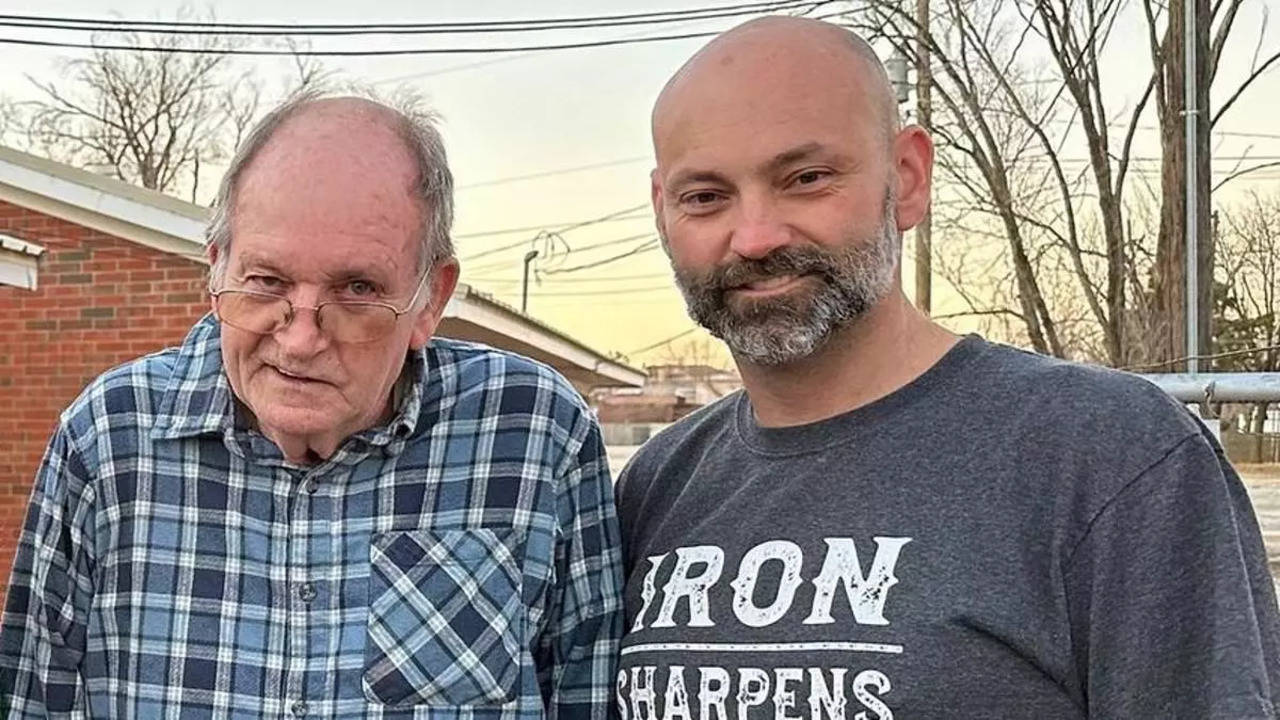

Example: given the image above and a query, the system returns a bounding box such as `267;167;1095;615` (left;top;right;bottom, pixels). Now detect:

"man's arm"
0;423;97;717
1064;430;1280;719
535;420;625;720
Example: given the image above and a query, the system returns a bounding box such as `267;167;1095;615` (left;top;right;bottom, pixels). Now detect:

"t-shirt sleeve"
1063;430;1280;719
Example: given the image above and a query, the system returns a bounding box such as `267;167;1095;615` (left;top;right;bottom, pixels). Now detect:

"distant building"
592;362;741;424
646;363;742;404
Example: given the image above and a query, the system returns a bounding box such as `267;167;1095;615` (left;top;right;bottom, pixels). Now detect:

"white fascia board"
0;158;206;258
444;285;645;387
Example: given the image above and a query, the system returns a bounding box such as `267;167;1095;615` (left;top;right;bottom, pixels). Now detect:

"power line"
1122;344;1280;372
542;238;662;274
0;30;728;56
466;230;657;272
545;203;650;234
373;2;835;83
458;205;648;262
0;2;820;36
456;212;649;239
468;272;672;284
456;152;1280;197
511;295;681;307
0;2;817;32
628;328;698;355
562;231;656;254
459;158;649;190
488;284;674;297
0;4;846;57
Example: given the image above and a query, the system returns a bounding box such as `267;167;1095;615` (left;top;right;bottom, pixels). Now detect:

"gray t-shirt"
614;336;1280;719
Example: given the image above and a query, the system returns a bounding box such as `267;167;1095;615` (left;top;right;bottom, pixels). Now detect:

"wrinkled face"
213;108;443;448
652;36;903;365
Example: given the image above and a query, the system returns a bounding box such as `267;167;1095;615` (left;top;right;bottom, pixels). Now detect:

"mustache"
701;246;843;290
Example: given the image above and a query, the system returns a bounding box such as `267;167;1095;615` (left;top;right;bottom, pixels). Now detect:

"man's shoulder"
616;391;740;497
64;348;182;425
976;340;1197;431
963;339;1207;490
53;347;184;460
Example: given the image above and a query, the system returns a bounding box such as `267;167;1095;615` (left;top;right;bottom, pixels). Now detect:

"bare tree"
841;0;1279;367
0;95;19;142
10;15;329;201
1214;191;1280;438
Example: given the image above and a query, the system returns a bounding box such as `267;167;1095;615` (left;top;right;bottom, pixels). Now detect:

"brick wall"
0;199;209;598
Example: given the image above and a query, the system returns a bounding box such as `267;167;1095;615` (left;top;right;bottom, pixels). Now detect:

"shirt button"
304;478;319;494
298;582;317;603
291;700;308;717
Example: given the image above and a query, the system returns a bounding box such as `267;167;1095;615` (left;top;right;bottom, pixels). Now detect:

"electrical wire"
627;328;698;355
458;205;648;262
456;212;649;239
1122;344;1280;372
467;272;671;284
487;284;673;297
0;2;820;36
0;2;818;32
458;158;650;190
0;31;729;56
0;5;843;56
372;2;836;83
541;238;661;274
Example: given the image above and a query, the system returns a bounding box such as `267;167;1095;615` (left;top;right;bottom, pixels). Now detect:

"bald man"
0;94;623;718
614;17;1279;719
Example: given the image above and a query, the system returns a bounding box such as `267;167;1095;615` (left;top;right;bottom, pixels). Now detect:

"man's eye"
793;169;829;186
245;275;283;291
680;191;724;210
346;280;378;297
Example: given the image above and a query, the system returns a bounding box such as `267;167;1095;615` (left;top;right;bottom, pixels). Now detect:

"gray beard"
672;192;900;366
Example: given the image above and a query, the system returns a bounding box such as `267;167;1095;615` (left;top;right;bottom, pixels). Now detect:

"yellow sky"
2;1;1277;369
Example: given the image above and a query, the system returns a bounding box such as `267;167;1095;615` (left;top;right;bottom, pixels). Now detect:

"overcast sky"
2;1;1278;366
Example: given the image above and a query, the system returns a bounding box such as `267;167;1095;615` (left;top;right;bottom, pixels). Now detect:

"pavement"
1240;466;1280;600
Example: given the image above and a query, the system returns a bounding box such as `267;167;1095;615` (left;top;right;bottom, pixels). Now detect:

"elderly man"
615;16;1279;720
0;95;622;718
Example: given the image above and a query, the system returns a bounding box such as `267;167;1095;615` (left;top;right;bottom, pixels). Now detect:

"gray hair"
207;88;454;288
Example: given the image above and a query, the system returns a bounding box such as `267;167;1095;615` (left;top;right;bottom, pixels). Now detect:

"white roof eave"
0;153;206;261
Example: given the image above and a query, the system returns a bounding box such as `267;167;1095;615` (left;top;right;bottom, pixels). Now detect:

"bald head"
208;92;455;284
653;17;899;151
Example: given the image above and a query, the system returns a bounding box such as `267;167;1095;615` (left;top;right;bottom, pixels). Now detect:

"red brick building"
0;145;643;599
0;146;212;593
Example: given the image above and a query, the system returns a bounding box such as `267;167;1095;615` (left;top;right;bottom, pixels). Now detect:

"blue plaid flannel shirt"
0;314;624;719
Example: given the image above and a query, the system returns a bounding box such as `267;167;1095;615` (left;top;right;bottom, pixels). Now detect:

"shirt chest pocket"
363;528;525;707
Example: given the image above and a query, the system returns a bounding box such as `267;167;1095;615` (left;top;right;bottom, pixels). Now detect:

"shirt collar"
150;314;237;440
150;314;429;453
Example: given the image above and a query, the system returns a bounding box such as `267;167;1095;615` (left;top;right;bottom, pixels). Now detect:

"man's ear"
651;168;671;257
409;259;460;350
207;243;221;315
891;125;934;232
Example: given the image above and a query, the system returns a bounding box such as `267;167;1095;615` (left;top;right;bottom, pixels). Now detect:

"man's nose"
273;296;330;359
727;192;792;260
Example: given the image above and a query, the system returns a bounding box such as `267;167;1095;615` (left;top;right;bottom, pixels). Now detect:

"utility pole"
1184;0;1199;373
914;0;932;315
522;249;539;314
1162;0;1212;373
